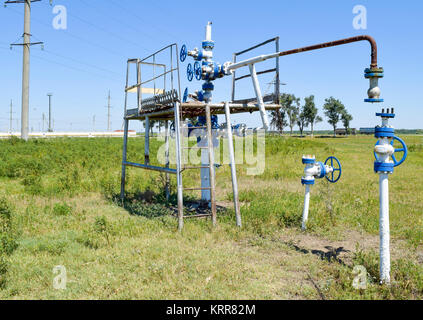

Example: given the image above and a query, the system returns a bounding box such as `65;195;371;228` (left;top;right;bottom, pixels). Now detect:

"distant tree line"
269;94;353;137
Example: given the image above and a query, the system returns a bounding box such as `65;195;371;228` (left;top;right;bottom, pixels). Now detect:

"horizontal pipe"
228;35;378;71
123;161;177;174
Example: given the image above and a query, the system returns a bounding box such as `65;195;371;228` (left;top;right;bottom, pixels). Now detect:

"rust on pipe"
278;35;378;68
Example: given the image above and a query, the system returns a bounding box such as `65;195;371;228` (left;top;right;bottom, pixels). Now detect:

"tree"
323;97;345;137
296;107;308;137
303;95;322;137
280;93;300;135
341;110;353;135
269;108;288;134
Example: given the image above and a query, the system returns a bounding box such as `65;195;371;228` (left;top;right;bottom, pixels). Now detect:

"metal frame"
231;37;280;104
120;43;281;231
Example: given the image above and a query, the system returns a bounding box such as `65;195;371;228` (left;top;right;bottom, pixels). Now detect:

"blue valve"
374;136;408;167
180;45;187;62
183;88;188;103
324;156;342;183
187;63;194;82
194;61;202;81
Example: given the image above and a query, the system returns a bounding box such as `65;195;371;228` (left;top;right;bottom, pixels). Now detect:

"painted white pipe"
226;52;280;71
302;185;311;231
201;147;211;202
379;173;390;284
249;64;270;130
205;22;212;41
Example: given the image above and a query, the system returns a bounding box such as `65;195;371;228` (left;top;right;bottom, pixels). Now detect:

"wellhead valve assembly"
301;155;342;230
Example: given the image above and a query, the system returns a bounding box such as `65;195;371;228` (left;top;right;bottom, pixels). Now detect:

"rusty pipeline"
278;35;378;68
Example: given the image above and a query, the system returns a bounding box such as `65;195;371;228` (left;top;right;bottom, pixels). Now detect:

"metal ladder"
178;104;217;226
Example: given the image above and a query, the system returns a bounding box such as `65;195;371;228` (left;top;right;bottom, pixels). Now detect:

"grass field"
0;134;422;300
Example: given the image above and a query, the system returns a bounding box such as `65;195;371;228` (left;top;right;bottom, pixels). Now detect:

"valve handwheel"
187;63;194;82
194;61;202;81
180;45;187;62
374;136;408;167
325;156;342;183
183;88;188;103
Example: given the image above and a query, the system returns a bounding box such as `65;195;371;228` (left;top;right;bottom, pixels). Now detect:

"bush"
52;202;73;216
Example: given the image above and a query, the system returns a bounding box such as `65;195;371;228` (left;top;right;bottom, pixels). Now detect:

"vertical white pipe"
201;148;211;202
379;173;390;284
205;22;212;41
249;64;269;130
302;185;311;230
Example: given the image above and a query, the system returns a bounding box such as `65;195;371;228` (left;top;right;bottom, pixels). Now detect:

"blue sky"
0;0;422;132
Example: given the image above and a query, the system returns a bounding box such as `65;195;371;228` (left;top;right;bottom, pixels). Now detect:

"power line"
108;0;179;41
0;46;123;83
77;0;159;44
40;48;122;77
40;0;150;52
5;5;125;58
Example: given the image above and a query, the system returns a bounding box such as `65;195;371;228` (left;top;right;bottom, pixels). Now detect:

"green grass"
0;134;422;299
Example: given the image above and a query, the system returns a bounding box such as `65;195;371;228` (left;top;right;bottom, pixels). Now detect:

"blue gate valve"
373;108;408;174
372;108;408;284
374;136;408;168
194;61;202;81
324;156;342;183
187;63;194;82
301;155;342;230
180;44;187;62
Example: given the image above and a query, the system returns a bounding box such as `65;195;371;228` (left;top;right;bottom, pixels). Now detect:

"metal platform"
120;41;281;231
125;100;281;121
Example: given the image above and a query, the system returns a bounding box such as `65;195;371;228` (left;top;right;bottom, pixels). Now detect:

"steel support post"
224;102;241;227
120;119;129;200
206;104;217;226
144;116;150;165
174;102;184;231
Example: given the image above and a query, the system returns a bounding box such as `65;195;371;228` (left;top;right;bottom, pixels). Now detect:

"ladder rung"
183;187;212;191
187;126;207;129
183;146;208;149
183;214;212;218
182;166;210;170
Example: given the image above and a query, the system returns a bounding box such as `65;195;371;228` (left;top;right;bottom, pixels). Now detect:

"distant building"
335;128;356;135
359;127;375;135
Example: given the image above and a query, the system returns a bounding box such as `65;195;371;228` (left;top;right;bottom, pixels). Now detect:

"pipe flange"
364;67;384;78
317;162;326;179
302;156;316;164
365;98;384;103
376;112;395;119
301;178;315;185
374;162;394;173
202;41;214;50
375;127;395;138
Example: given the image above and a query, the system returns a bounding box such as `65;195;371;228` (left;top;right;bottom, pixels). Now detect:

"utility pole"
93;115;96;132
47;93;53;132
107;90;112;131
9;100;14;133
5;0;44;141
